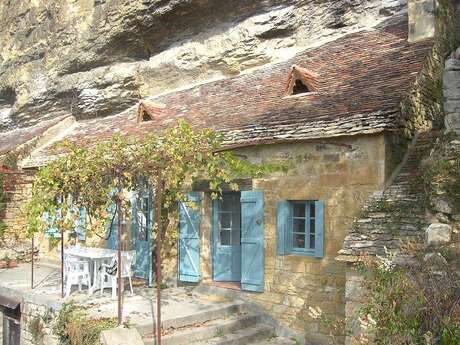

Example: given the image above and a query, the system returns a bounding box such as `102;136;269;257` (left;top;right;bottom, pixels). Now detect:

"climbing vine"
27;120;287;343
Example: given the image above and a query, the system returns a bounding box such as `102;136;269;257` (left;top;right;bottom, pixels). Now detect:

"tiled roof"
0;116;67;156
23;18;432;167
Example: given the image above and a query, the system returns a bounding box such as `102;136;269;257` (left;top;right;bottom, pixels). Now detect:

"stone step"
194;324;275;345
136;300;247;336
142;312;261;345
247;336;297;345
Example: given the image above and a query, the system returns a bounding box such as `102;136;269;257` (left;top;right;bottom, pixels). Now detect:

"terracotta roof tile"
23;19;432;167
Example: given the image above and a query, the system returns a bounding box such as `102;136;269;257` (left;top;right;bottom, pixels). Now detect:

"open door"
178;192;202;283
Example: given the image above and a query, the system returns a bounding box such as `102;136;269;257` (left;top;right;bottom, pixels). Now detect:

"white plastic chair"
100;251;136;300
64;254;91;297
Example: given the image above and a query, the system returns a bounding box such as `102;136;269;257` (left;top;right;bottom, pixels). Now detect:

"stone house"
0;4;447;345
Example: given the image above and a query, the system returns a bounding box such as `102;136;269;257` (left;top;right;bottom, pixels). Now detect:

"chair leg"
129;276;134;295
65;279;71;298
100;274;104;296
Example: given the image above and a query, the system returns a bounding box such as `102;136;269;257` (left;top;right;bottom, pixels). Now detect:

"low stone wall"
20;301;58;345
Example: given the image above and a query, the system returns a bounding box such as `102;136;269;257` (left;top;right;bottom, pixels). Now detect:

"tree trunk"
61;227;64;298
117;198;123;325
154;184;163;345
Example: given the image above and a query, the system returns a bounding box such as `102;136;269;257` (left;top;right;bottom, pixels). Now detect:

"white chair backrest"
121;251;136;277
64;254;87;274
107;251;136;277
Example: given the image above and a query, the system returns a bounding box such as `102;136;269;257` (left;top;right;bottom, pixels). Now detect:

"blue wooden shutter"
44;211;60;238
75;207;87;241
314;200;324;258
276;201;291;255
241;191;264;292
178;192;202;282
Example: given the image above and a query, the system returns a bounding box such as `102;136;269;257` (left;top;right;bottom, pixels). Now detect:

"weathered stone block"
408;0;435;43
100;327;144;345
426;223;452;245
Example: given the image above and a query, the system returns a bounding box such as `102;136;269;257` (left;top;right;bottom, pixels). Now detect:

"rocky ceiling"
0;0;407;131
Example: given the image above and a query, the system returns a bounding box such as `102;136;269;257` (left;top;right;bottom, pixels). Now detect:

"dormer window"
292;79;310;95
137;100;166;123
285;65;319;97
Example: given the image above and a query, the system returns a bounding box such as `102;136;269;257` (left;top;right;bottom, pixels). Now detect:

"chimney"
408;0;436;43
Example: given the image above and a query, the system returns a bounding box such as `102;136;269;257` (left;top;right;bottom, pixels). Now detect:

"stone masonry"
0;170;35;261
444;49;460;134
198;133;393;345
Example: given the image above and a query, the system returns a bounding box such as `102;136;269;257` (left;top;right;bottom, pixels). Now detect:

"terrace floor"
0;262;234;327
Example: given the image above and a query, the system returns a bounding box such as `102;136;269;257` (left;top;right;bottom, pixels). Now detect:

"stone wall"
444;49;460;133
0;170;35;261
197;133;391;344
20;301;58;345
398;0;460;137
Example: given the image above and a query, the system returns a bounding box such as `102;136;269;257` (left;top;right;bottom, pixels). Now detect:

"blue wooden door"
178;192;202;282
241;191;264;292
212;193;242;282
132;191;153;283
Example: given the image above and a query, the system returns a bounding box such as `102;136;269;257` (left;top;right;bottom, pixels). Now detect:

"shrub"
53;303;117;345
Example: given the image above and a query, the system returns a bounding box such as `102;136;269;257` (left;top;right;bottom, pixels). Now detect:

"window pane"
220;212;231;229
310;234;315;249
293;203;306;218
222;195;233;211
231;229;241;245
293;218;305;234
310;218;315;235
293;234;305;249
220;230;231;245
310;202;315;218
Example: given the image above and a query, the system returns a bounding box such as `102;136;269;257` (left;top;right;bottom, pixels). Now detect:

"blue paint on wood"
314;200;324;258
178;192;202;283
240;191;264;292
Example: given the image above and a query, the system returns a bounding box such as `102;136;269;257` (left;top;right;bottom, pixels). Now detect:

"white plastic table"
66;247;117;294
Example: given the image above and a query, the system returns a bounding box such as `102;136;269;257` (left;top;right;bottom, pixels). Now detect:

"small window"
292;79;310;95
285;65;319;97
277;200;324;257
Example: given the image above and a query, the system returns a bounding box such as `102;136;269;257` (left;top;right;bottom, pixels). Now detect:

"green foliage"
359;249;460;345
29;315;45;344
27;120;286;245
53;303;117;345
417;134;460;212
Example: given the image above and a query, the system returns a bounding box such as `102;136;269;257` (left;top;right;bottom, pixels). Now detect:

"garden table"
66;246;117;294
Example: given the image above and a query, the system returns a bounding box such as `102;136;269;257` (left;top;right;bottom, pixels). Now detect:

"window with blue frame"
277;200;324;258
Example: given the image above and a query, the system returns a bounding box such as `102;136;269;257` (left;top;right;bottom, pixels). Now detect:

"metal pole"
31;235;34;289
61;228;64;298
117;199;123;325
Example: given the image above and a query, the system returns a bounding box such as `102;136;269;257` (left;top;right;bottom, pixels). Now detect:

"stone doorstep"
100;327;144;345
194;324;275;345
135;300;247;336
143;312;261;345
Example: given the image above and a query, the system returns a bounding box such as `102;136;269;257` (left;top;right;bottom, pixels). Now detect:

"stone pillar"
344;266;368;345
444;49;460;134
408;0;436;43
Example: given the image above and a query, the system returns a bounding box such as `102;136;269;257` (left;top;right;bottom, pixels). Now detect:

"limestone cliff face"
0;0;407;131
